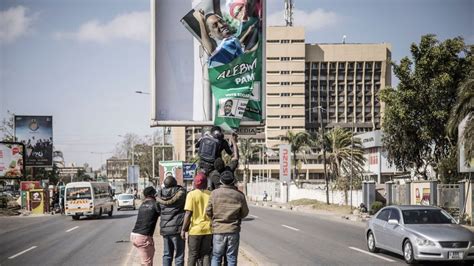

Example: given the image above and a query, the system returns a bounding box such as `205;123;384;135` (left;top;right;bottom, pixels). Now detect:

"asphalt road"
0;209;138;266
241;205;407;266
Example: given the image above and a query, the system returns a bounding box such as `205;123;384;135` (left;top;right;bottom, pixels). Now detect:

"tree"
380;35;472;179
324;127;365;204
239;138;258;195
0;110;16;142
280;130;310;180
447;63;474;161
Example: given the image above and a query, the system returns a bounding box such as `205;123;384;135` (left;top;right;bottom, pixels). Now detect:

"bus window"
66;187;92;200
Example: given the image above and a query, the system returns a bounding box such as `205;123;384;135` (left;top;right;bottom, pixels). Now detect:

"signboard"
151;0;265;129
159;161;184;185
127;165;140;184
20;181;41;191
14;115;53;167
458;115;473;172
183;163;197;181
0;142;25;179
279;144;291;182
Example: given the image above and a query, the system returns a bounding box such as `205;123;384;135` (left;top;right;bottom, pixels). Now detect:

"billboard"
127;165;140;184
0;142;25;179
279;144;291;182
151;0;265;130
14;116;53;167
159;161;184;185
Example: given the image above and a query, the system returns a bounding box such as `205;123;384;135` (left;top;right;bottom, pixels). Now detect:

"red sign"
20;181;41;191
279;144;291;182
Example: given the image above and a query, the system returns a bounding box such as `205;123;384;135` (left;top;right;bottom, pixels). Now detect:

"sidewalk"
128;230;258;266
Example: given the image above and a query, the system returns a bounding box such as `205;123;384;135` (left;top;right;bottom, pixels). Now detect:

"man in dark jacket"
208;133;239;191
206;171;249;266
156;176;187;266
131;186;160;266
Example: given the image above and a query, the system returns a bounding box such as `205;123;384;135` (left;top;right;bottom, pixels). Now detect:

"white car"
116;194;136;211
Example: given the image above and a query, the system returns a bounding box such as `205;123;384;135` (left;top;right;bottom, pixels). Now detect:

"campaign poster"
14;116;53;167
159;161;184;185
183;163;197;181
151;0;265;129
0;142;25;179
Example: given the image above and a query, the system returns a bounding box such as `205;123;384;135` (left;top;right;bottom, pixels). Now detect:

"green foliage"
438;146;466;184
371;201;384;214
0;111;16;142
380;35;472;178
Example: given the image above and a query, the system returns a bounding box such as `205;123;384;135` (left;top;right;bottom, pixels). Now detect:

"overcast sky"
1;0;472;169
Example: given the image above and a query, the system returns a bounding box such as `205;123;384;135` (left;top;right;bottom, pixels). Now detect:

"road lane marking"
249;215;259;219
66;226;79;232
8;246;37;259
348;247;395;262
281;224;300;231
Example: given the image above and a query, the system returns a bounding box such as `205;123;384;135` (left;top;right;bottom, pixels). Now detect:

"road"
0;209;138;266
241;205;407;266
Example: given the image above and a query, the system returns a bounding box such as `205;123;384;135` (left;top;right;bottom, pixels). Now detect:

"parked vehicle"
116;193;135;211
366;205;474;264
64;182;115;220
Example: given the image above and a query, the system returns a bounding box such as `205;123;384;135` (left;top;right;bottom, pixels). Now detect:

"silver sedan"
366;205;474;264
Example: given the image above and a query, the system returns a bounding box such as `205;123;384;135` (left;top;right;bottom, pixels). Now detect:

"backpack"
198;135;219;163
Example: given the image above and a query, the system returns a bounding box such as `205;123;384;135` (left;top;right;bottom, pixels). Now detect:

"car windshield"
402;209;455;224
118;194;134;200
66;187;92;200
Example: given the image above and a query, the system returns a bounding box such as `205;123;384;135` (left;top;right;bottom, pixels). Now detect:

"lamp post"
350;111;355;210
317;106;330;205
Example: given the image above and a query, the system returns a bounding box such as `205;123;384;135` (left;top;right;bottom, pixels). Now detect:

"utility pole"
350;115;354;210
318;106;329;205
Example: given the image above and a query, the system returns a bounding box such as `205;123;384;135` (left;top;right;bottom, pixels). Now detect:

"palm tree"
280;130;310;180
448;68;473;161
239;138;258;195
324;127;365;204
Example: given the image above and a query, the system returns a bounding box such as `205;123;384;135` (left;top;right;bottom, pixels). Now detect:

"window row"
267;39;305;44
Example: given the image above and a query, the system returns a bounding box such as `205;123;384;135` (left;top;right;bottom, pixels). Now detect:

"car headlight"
415;237;436;247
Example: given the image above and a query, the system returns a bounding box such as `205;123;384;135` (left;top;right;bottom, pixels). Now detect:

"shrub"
370;201;384;215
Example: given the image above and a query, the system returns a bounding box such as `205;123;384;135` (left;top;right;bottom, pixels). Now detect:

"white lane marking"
348;246;395;262
249;215;259;219
8;246;37;259
66;226;79;232
281;224;300;231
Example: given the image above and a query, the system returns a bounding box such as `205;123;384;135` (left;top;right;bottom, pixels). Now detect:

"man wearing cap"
181;172;212;266
131;186;160;266
206;171;249;266
156;176;187;266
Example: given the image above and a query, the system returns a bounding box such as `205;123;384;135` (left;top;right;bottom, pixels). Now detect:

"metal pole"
350;119;354;210
152;146;155;181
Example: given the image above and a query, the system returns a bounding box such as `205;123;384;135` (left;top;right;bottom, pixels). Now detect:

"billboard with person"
14;116;53;167
151;0;265;131
0;142;25;179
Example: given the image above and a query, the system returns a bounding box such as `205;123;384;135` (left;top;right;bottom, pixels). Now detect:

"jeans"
188;234;212;266
130;233;155;266
211;233;240;266
163;234;185;266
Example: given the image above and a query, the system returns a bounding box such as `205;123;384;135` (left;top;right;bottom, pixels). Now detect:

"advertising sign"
14;115;53;167
0;142;25;179
151;0;265;129
279;144;291;182
127;165;140;184
159;161;184;185
20;181;41;191
183;163;197;181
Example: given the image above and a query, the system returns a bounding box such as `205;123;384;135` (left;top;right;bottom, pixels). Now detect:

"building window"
281;115;291;119
291;93;304;96
281;126;290;129
281;104;291;108
292;82;304;85
291;70;305;74
267;93;279;96
291;39;305;43
281;57;290;61
267;57;279;61
267;82;279;85
267;71;279;74
268;104;279;107
281;82;290;85
267;40;279;43
281;70;290;74
292;57;305;61
281;39;290;43
292;104;304;107
281;93;290;96
267;115;279;118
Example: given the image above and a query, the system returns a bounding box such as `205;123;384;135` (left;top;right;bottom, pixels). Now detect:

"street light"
316;106;330;205
135;90;150;95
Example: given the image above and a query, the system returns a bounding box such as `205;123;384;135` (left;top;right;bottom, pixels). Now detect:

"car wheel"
108;206;113;217
403;240;416;264
367;231;379;253
72;215;80;220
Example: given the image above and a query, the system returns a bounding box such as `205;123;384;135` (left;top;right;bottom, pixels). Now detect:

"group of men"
130;127;249;266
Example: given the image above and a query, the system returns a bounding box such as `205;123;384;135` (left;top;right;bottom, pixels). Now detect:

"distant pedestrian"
131;187;160;266
181;172;212;266
208;133;239;191
206;171;249;266
156;176;187;266
263;191;268;202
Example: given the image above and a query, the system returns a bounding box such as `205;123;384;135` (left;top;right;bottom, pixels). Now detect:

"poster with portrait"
0;142;25;179
14;116;53;167
151;0;264;129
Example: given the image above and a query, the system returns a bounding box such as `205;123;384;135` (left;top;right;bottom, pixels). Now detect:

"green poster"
208;48;262;131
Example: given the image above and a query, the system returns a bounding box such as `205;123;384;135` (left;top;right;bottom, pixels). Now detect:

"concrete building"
171;26;392;182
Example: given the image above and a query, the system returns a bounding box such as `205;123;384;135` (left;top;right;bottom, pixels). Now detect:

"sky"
1;0;473;170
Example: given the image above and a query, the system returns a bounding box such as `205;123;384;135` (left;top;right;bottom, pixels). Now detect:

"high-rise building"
305;43;392;133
